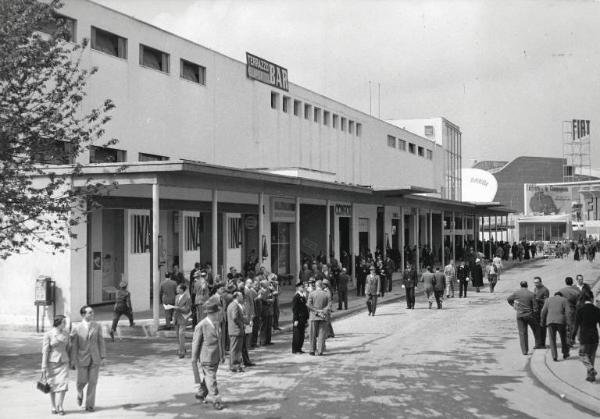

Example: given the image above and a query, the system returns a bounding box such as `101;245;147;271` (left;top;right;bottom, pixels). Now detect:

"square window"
271;92;279;109
349;121;354;134
282;96;290;113
387;135;396;148
139;153;169;161
323;111;330;126
91;26;127;58
180;59;205;84
398;139;406;151
356;123;362;137
293;100;301;116
408;143;416;154
425;125;435;137
314;107;321;123
418;146;424;157
333;114;339;129
140;44;169;73
341;117;347;131
304;104;312;120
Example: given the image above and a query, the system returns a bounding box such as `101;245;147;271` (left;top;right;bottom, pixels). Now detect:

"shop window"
408;143;416;154
323;111;330;126
131;214;150;253
349;120;354;134
282;96;290;113
271;91;279;109
418;146;424;157
387;135;396;148
398;139;406;151
332;114;339;129
138;152;168;161
91;26;126;58
356;123;362;137
89;146;126;163
293;100;301;116
304;104;311;120
425;125;435;137
38;14;76;42
139;44;169;73
426;149;433;160
180;59;205;84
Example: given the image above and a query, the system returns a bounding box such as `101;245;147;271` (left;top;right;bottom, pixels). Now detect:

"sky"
94;0;600;169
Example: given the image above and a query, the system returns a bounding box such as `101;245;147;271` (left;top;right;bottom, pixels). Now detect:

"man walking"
507;281;543;355
456;261;469;298
160;275;177;330
365;266;381;316
337;267;350;310
292;281;309;354
173;284;192;358
533;277;550;347
433;266;446;309
227;291;245;372
307;279;330;355
70;306;106;412
559;276;581;346
540;291;569;361
402;262;418;309
573;292;600;382
444;260;456;298
421;266;435;310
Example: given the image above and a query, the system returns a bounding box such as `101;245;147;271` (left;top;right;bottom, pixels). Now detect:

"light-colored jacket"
42;328;70;369
227;301;245;336
307;288;330;321
540;295;567;326
70;321;106;367
365;274;380;296
191;316;222;365
173;291;192;325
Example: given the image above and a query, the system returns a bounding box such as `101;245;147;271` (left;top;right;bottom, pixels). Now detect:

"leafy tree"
0;0;117;259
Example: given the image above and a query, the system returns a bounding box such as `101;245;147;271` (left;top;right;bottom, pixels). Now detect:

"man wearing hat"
292;281;309;353
109;281;134;341
365;266;381;316
192;298;225;410
307;279;330;355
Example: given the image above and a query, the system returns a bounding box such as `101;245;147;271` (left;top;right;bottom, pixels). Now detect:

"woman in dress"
41;315;70;415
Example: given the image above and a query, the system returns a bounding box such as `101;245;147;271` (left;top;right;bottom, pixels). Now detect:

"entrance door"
359;217;369;257
271;222;290;275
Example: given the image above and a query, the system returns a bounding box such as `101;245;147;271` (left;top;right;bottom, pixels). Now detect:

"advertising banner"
524;184;576;215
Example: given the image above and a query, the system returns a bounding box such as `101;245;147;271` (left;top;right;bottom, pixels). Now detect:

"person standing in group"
269;274;282;331
193;272;211;326
486;260;499;293
160;274;178;330
70;306;106;412
507;281;543;355
421;266;435;310
249;279;261;348
192;300;225;410
559;276;581;346
573;291;600;382
322;279;335;338
307;279;330;356
456;260;469;298
109;281;134;342
402;262;418;309
444;260;456;298
337;267;350;310
471;258;484;293
258;280;274;346
433;266;446;310
533;277;550;347
540;291;569;362
385;255;395;293
292;281;309;354
189;262;202;325
365;266;381;316
174;284;192;358
168;264;186;286
357;258;368;297
227;291;245;373
42;315;70;415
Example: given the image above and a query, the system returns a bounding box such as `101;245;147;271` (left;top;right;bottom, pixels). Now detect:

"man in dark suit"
70;306;106;412
402;263;418;309
573;292;600;382
541;291;569;361
559;276;581;346
292;281;309;353
174;284;192;358
456;261;469;298
160;275;178;329
307;279;330;355
507;281;543;355
168;264;186;286
365;266;381;316
433;266;446;309
533;277;550;347
227;291;245;372
337;268;350;310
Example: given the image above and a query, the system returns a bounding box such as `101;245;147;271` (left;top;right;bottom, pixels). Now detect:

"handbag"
37;372;51;394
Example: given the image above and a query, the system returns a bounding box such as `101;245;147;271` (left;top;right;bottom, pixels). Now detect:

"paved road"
1;258;598;418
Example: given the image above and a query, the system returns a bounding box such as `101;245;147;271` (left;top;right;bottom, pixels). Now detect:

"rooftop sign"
246;52;288;91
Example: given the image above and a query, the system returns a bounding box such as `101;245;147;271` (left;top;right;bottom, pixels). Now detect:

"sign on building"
572;119;591;140
524;184;576;215
246;52;289;91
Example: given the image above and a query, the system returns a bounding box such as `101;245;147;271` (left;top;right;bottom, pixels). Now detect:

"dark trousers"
516;315;541;355
434;290;444;309
337;289;348;310
273;296;280;329
535;310;546;345
292;322;306;353
458;280;468;298
251;315;260;347
489;276;498;293
566;312;577;345
380;276;386;297
367;294;378;314
111;308;133;331
242;332;252;364
388;274;393;292
579;342;598;376
357;277;366;296
164;308;174;328
260;314;273;345
547;323;569;360
405;286;415;308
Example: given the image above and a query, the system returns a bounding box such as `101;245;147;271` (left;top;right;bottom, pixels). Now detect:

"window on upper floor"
387;135;396;148
418;146;424;157
349;121;354;134
180;59;206;84
426;149;433;160
341;117;347;131
139;44;169;73
282;96;290;113
89;146;126;163
91;26;127;59
424;125;435;138
32;140;73;165
356;123;362;137
271;91;279;109
332;114;339;129
38;14;76;42
314;107;321;123
293;100;301;116
408;143;416;154
139;153;169;162
304;104;311;120
323;111;330;126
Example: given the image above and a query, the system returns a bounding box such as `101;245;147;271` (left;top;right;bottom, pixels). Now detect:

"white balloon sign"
461;168;498;202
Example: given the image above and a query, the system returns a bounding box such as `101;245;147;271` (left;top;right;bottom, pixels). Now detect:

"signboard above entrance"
246;52;289;91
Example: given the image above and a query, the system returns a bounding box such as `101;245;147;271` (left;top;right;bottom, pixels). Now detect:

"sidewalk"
529;275;600;414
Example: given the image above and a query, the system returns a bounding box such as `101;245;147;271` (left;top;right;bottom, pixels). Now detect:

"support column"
400;207;405;272
488;216;492;260
152;182;160;328
295;197;301;278
258;193;264;263
415;208;420;271
495;215;498;243
351;203;357;282
382;205;387;260
451;211;456;263
428;210;433;248
212;189;218;275
326;200;331;264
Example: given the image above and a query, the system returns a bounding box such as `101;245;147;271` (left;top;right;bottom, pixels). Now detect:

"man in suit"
192;300;225;410
402;262;418;309
70;306;106;412
227;291;246;372
573;292;600;382
365;266;381;316
559;276;581;346
444;260;456;298
421;266;435;310
258;280;274;346
307;279;330;355
507;281;543;355
456;260;469;298
433;266;446;309
292;281;309;353
540;291;569;361
533;277;550;347
337;267;350;310
160;275;178;330
174;284;192;358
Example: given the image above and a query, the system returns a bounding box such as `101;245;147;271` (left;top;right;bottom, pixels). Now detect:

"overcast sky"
94;0;600;169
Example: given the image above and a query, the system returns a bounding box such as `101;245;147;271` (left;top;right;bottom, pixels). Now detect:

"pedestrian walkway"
529;276;600;414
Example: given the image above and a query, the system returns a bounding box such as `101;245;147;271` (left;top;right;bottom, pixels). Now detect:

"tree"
0;0;118;259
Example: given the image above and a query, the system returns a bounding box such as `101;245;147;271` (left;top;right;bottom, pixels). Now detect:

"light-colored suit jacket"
227;301;245;336
173;292;192;325
365;274;380;296
42;329;70;369
307;289;330;321
191;315;222;366
70;321;106;367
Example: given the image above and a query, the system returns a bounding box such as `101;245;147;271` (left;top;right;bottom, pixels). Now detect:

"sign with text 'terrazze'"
246;52;289;91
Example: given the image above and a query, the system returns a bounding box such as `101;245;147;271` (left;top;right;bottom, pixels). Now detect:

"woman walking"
41;315;70;415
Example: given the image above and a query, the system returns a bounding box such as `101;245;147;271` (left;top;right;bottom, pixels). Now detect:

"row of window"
387;135;433;160
271;92;362;137
89;146;169;164
40;15;206;85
